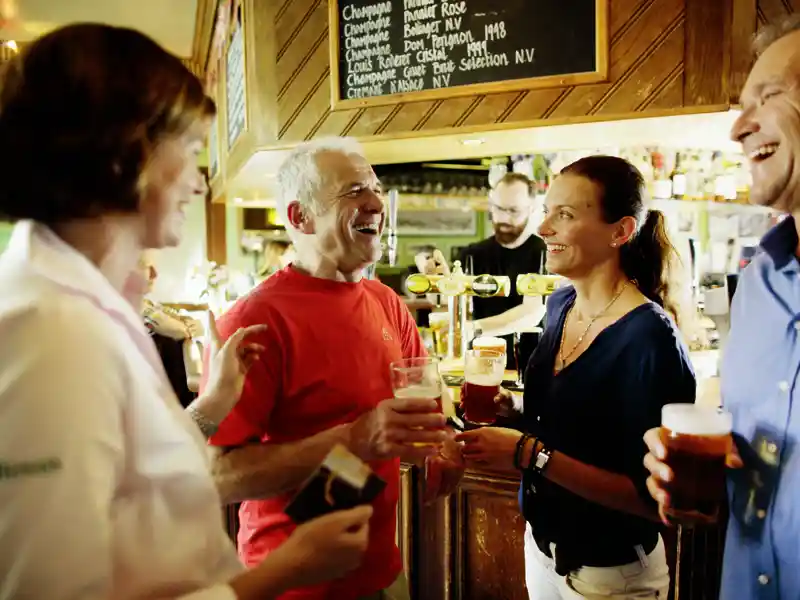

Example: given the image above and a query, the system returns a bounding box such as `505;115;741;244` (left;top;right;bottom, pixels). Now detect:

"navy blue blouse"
519;285;696;561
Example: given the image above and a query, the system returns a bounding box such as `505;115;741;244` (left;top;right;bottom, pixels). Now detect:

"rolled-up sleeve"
0;306;127;599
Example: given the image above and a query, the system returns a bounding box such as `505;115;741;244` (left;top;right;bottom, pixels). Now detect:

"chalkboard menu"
226;4;247;150
329;0;608;109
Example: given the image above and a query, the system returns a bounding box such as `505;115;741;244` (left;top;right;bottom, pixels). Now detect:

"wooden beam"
191;0;220;73
684;0;733;107
205;200;227;265
729;0;758;103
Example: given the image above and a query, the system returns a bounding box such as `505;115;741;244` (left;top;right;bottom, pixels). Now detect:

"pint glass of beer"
390;357;443;446
428;312;449;358
661;404;733;526
462;349;505;424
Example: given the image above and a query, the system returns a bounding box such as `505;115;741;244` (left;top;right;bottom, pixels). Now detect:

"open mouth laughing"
748;143;779;163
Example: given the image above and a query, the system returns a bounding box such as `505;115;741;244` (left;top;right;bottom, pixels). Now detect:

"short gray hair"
274;136;364;226
753;13;800;56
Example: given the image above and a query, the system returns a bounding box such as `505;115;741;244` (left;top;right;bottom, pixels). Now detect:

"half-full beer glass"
390;357;443;446
661;404;733;526
462;349;505;424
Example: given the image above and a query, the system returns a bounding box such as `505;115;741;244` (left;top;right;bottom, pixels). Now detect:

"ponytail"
558;156;687;330
620;209;682;326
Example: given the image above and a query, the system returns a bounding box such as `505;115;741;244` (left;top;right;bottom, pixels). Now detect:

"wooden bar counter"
397;460;727;600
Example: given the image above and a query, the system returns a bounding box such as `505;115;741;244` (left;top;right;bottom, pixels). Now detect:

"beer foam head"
472;336;506;352
429;312;449;326
662;404;732;436
465;373;504;386
394;385;441;400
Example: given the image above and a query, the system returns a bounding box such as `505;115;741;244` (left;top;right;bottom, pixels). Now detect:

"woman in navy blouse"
456;155;696;599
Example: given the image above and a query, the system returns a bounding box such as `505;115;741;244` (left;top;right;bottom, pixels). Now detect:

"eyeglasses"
489;204;526;218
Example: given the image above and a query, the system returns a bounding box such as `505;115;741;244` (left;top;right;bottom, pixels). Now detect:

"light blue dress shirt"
721;215;800;600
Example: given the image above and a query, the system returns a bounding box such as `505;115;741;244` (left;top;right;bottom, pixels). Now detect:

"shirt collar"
6;220;146;335
760;215;799;271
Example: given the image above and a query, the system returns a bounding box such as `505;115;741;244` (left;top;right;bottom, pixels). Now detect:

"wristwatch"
531;441;552;474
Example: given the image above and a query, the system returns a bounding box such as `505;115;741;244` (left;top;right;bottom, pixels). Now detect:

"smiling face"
731;29;800;212
538;174;634;278
297;150;385;275
138;120;209;248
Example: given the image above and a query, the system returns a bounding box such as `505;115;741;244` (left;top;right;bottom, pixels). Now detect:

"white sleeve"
0;304;245;600
0;306;127;600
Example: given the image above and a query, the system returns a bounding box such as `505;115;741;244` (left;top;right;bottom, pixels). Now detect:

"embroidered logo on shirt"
382;327;393;341
0;458;62;481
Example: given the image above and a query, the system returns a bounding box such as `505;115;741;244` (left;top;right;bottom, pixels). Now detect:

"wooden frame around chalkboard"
328;0;609;111
224;0;249;153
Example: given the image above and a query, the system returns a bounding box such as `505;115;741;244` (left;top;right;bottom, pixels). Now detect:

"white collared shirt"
0;221;242;599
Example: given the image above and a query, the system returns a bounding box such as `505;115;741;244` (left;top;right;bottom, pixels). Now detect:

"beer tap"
386;188;399;267
405;262;511;362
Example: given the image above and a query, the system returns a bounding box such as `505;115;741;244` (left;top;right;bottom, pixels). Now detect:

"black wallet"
284;444;386;524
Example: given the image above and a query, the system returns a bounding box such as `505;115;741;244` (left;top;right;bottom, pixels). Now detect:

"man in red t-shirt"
203;137;461;600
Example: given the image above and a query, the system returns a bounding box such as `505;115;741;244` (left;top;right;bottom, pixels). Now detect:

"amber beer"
661;404;733;526
462;349;505;424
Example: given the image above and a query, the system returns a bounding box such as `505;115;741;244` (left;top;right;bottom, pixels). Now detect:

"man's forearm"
477;300;545;338
210;425;351;505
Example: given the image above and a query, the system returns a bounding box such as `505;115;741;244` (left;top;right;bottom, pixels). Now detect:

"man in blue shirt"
643;14;800;600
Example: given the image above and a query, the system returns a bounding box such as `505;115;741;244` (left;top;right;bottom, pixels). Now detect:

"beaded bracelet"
513;433;533;471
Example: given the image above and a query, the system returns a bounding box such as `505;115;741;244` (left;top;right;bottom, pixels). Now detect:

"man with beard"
643;15;800;600
416;172;546;371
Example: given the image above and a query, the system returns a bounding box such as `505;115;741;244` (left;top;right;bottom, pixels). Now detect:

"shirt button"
757;509;767;519
778;381;789;393
758;574;770;585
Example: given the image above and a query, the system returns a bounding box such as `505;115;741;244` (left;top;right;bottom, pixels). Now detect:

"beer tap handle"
387;189;399;267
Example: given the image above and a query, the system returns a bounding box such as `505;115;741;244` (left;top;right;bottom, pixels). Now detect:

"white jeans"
524;525;670;599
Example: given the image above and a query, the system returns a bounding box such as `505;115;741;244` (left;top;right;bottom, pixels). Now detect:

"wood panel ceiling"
757;0;800;26
272;0;735;144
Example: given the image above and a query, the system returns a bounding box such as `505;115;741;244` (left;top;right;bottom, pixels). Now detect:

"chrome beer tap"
405;262;511;361
386;188;399;267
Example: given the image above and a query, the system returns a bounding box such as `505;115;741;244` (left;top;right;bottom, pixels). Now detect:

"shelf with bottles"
527;147;755;205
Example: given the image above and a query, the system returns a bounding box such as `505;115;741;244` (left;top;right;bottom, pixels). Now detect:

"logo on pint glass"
382;327;393;341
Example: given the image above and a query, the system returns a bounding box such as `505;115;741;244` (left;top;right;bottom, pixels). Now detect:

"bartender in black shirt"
416;172;546;371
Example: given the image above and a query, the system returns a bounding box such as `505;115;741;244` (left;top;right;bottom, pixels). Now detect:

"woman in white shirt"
0;23;372;600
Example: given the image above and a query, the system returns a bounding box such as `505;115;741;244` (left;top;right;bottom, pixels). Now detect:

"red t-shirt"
204;266;425;599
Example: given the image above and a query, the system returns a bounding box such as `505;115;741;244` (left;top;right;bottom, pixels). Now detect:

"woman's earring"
610;242;618;248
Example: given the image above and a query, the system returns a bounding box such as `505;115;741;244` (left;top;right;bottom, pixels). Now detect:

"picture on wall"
397;209;477;236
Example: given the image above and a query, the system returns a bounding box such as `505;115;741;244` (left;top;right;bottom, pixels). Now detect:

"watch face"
536;451;549;470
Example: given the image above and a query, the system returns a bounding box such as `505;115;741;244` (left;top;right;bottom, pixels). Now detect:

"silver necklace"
556;281;630;371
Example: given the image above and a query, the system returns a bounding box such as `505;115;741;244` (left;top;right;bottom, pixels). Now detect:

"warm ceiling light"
4;40;17;52
461;138;485;146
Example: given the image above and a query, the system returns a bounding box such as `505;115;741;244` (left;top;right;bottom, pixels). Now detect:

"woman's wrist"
228;543;299;600
186;395;225;437
520;437;540;470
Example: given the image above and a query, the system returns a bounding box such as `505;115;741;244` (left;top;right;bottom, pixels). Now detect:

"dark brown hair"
0;23;215;224
495;172;535;197
561;155;682;324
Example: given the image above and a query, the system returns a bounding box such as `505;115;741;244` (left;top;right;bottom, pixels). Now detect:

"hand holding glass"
390;357;444;447
661;404;733;526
